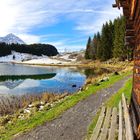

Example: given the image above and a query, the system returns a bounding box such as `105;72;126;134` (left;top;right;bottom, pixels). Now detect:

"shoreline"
13;61;91;68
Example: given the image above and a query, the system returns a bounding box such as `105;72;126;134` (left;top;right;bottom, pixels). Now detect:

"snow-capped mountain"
1;80;24;89
0;33;25;44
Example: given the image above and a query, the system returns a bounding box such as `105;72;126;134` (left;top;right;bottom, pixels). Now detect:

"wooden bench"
90;94;134;140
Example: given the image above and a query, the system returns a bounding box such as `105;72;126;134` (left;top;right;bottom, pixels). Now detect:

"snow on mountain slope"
0;52;78;65
23;57;68;65
0;51;38;62
0;51;68;65
0;33;25;44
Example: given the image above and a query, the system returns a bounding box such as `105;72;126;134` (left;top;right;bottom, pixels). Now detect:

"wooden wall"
132;0;140;105
113;0;140;138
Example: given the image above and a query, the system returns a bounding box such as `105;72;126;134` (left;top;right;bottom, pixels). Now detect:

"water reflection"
0;73;56;81
0;64;86;95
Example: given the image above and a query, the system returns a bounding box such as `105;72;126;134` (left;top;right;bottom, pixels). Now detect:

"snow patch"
0;52;77;65
0;51;38;63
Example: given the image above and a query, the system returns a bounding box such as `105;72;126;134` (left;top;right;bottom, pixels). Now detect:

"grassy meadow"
0;70;132;140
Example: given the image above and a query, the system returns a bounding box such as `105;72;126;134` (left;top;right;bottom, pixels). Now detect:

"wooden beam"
125;42;135;46
116;0;121;9
125;36;135;44
112;0;121;9
123;9;130;17
112;4;118;8
126;22;134;30
130;0;136;19
126;29;135;36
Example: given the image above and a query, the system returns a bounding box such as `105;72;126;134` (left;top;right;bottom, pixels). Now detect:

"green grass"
0;71;132;140
105;78;132;107
85;110;101;140
86;77;132;140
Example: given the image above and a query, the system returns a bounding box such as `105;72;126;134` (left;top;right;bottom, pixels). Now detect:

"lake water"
0;63;86;96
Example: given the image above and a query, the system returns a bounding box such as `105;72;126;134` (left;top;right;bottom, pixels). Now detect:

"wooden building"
113;0;140;139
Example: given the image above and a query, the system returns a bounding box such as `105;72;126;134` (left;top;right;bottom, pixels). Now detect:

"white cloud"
0;1;19;36
73;6;122;34
0;0;122;47
18;34;40;44
44;40;85;52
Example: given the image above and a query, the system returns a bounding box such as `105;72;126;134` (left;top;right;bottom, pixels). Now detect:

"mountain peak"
6;33;15;37
0;33;25;44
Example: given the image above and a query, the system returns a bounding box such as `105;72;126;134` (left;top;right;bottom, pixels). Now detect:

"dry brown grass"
0;93;68;116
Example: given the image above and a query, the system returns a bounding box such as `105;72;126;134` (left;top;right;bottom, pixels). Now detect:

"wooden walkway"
90;94;134;140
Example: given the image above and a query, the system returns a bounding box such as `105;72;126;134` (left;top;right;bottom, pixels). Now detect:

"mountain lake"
0;63;87;96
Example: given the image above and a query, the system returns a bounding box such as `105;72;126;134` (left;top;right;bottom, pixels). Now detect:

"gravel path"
13;76;131;140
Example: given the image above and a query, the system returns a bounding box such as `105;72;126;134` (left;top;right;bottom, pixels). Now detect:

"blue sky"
0;0;122;52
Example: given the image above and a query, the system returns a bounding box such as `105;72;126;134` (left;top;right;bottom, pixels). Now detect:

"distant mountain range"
0;33;25;44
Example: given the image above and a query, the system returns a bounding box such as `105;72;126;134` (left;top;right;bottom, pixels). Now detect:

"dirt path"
13;76;131;140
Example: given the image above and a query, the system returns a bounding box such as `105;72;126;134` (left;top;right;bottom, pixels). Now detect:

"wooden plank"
90;107;106;140
130;102;138;136
131;92;140;125
108;107;118;140
98;108;112;140
130;0;136;19
118;101;123;140
122;94;134;140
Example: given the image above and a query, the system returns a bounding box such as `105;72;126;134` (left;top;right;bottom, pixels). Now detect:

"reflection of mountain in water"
0;73;56;89
0;80;24;89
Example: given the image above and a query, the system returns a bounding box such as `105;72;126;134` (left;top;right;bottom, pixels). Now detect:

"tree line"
0;43;59;57
85;16;133;61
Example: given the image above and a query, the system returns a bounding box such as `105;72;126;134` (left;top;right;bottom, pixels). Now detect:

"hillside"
0;43;59;57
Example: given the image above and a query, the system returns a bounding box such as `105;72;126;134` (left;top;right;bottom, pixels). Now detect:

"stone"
18;114;24;120
39;105;44;111
114;71;119;75
98;76;109;83
40;101;45;105
102;77;109;81
24;109;31;114
72;84;77;88
28;104;33;108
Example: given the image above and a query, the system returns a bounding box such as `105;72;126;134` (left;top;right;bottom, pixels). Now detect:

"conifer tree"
108;20;114;58
92;34;97;60
84;15;131;61
100;23;111;61
113;16;126;60
96;32;101;59
85;37;92;59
